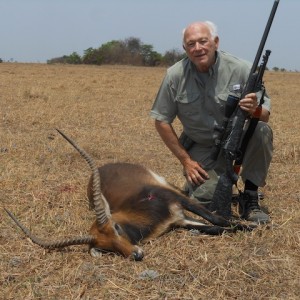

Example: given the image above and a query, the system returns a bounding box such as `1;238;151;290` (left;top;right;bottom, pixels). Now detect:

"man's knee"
254;122;273;145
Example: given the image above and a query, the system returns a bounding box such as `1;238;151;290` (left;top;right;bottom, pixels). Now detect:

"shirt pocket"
214;93;227;116
175;92;203;116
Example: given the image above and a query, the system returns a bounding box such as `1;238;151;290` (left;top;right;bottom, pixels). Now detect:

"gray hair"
182;21;218;44
204;21;218;38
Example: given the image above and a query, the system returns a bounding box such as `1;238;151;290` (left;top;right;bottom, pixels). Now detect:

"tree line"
47;37;186;67
0;38;293;71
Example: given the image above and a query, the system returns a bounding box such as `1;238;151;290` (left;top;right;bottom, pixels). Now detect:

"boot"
238;190;270;224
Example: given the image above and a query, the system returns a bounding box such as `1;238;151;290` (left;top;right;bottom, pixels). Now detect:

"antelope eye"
114;223;123;234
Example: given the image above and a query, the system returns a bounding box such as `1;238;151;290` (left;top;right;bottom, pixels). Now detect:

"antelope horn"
56;129;111;226
5;208;94;249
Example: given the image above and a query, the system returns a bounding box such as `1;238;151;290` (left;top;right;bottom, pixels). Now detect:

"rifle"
209;0;280;218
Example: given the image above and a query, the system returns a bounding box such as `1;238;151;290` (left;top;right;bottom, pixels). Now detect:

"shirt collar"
210;51;220;77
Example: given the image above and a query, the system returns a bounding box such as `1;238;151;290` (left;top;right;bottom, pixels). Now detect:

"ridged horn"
56;129;111;226
5;208;94;249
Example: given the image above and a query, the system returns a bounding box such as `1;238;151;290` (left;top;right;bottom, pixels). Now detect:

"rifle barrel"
249;0;280;76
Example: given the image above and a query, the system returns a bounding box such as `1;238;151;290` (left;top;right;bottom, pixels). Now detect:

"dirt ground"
0;63;299;299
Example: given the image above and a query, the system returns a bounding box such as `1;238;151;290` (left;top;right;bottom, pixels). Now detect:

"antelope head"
5;129;144;261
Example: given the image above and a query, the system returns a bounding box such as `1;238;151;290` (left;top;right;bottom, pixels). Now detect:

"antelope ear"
113;223;123;234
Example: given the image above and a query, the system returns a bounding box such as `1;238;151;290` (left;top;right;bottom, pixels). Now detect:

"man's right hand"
155;120;209;186
182;157;210;186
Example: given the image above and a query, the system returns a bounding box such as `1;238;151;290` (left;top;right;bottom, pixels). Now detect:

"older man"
150;21;273;223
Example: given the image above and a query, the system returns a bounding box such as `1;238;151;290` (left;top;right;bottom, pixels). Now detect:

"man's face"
183;23;219;72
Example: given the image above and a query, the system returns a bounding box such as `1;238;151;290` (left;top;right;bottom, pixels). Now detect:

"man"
150;21;273;224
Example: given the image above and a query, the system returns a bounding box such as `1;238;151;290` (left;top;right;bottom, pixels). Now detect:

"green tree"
47;36;186;67
99;40;129;64
82;47;102;64
140;44;162;66
66;52;81;64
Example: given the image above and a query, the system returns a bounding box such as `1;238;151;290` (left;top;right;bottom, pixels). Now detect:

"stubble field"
0;63;299;299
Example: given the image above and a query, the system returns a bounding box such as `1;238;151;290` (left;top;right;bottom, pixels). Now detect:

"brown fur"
84;162;254;260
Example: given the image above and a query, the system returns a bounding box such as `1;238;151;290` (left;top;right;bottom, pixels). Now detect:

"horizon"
1;0;298;71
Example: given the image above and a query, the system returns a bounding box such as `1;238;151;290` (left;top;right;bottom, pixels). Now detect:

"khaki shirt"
150;50;271;149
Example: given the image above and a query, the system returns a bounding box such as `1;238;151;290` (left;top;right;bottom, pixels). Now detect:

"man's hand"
182;157;209;186
239;92;270;122
155;120;210;186
239;93;258;115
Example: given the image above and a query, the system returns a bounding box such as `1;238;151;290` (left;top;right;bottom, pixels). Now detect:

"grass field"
0;63;299;299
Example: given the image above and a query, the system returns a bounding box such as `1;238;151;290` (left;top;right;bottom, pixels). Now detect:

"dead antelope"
5;129;254;261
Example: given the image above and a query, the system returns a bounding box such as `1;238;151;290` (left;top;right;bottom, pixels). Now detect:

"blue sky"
0;0;298;70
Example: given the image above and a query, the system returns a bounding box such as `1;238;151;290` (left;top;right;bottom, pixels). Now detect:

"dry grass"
0;63;299;300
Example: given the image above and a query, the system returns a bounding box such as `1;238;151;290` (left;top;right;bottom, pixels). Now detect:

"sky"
0;0;299;71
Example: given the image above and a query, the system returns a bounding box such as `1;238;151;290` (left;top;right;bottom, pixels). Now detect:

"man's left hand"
239;93;257;115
